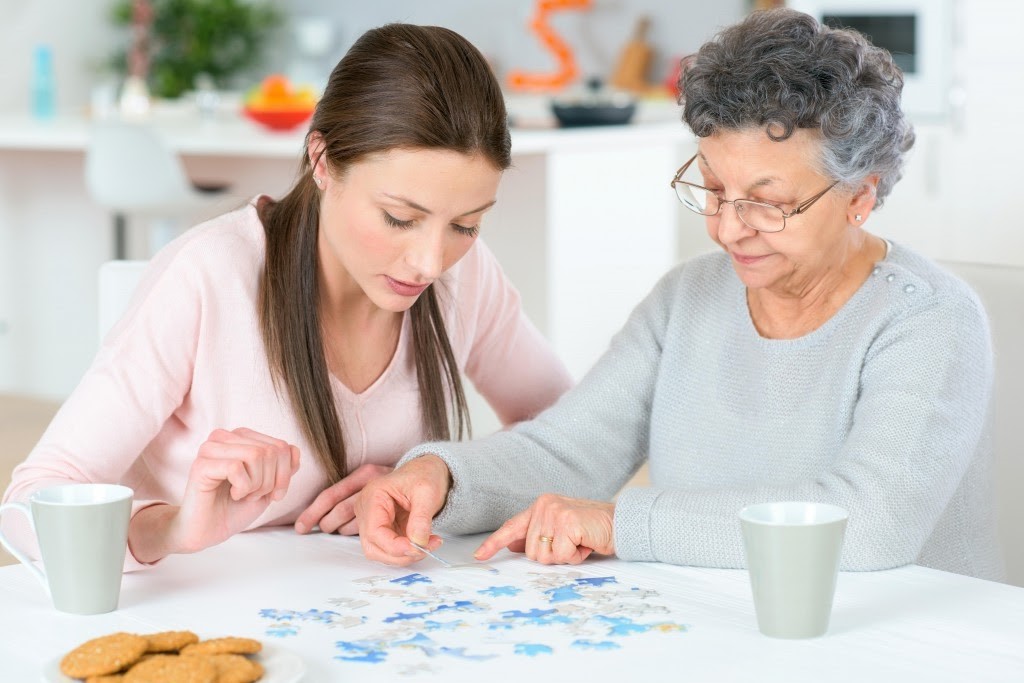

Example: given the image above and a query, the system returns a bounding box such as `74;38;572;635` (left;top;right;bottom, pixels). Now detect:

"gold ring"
538;535;554;544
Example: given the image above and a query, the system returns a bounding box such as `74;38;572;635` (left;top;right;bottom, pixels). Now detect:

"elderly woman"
355;8;1002;580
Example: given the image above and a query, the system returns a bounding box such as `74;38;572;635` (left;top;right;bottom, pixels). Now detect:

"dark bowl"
551;101;637;128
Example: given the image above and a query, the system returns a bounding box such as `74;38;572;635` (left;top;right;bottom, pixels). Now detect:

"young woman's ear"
307;132;328;187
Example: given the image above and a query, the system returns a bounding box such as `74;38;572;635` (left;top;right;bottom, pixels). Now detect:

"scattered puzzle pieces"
259;565;689;676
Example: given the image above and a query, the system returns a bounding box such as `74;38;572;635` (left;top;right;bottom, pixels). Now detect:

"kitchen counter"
0;97;686;157
0;112;310;157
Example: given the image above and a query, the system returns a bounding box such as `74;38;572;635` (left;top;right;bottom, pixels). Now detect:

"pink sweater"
2;201;572;567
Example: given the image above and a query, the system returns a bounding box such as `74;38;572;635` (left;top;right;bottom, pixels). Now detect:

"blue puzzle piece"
571;639;621;651
390;573;432;586
574;576;618;587
478;585;522;598
545;585;584;603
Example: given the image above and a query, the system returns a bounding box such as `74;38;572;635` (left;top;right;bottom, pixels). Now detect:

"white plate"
41;642;306;682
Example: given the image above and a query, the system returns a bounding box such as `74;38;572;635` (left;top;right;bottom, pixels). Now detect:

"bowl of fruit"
243;75;318;132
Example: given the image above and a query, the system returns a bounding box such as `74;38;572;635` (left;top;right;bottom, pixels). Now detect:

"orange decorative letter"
507;0;593;92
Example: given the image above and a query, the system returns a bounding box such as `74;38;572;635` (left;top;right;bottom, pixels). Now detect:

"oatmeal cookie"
122;654;217;683
180;637;262;657
206;653;265;683
60;633;148;679
143;631;200;653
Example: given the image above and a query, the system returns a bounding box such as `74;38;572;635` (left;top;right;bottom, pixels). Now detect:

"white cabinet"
494;125;692;379
465;124;694;434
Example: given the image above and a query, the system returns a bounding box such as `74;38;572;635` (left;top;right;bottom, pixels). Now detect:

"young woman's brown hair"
257;24;511;484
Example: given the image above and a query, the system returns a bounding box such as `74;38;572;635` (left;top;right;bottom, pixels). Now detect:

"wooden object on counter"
610;16;653;94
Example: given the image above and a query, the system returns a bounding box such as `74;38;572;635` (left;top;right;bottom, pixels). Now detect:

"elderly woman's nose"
714;203;755;242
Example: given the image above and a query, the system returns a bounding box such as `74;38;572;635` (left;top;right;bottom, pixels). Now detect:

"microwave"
787;0;955;121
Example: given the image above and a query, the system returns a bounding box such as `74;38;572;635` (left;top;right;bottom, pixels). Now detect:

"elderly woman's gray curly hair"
680;8;914;208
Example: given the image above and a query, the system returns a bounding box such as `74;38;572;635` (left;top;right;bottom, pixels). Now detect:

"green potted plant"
110;0;282;99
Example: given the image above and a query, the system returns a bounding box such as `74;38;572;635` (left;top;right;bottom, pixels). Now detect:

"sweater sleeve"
398;266;680;535
451;239;573;426
1;240;206;568
615;282;993;571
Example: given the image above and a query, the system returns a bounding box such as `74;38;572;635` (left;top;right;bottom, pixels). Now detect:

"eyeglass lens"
674;183;714;214
674;183;786;233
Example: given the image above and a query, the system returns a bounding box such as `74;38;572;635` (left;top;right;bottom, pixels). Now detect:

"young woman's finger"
271;445;294;501
316;495;357;534
295;476;366;533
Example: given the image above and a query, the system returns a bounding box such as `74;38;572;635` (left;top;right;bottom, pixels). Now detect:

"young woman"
2;24;573;569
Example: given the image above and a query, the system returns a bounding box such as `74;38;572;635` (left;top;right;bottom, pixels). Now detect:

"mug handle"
0;502;49;591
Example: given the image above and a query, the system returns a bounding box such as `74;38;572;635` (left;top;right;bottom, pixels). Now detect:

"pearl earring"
313;175;322;186
855;214;863;222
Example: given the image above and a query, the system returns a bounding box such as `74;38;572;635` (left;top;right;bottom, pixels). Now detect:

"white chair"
941;260;1024;586
98;260;148;341
84;120;230;259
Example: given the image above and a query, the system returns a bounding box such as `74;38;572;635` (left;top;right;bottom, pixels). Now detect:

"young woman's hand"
128;428;299;563
355;455;451;566
294;463;394;535
473;494;616;565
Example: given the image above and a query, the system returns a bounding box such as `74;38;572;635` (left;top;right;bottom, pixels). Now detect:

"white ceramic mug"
0;483;133;615
739;501;848;639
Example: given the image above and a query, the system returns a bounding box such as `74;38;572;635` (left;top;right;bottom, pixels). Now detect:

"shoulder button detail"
903;284;916;294
885;273;896;283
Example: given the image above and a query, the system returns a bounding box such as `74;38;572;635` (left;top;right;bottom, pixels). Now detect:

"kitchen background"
0;0;746;115
1;0;1022;584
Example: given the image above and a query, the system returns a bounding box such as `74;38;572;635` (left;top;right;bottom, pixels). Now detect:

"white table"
1;527;1021;682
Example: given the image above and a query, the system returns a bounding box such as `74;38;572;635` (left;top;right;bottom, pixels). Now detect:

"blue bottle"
32;45;56;120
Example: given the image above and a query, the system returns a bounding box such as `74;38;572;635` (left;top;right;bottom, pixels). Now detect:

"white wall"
0;0;120;115
279;0;745;89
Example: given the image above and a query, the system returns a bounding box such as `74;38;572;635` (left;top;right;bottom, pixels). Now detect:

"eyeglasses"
670;154;837;233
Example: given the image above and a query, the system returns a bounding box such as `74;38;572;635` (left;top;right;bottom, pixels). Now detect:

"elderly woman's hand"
354;455;450;566
473;494;616;565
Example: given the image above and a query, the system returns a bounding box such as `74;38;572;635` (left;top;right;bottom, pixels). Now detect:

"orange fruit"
245;75;318;114
261;74;292;101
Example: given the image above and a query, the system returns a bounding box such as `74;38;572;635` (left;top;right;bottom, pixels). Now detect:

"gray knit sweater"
401;244;1004;580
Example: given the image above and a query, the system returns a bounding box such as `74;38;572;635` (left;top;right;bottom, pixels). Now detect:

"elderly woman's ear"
849;176;879;225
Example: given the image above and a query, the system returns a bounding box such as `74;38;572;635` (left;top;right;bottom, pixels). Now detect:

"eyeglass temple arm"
788;182;838;217
669;154;700;187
